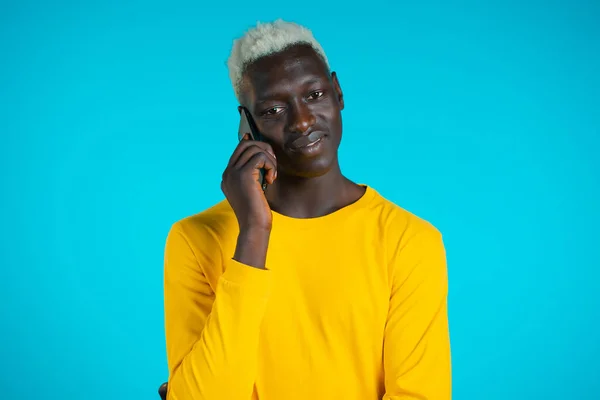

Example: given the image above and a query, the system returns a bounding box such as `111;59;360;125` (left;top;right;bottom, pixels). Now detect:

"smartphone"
238;107;267;191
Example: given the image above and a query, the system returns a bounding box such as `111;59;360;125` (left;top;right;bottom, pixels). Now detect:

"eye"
307;90;324;100
262;106;284;116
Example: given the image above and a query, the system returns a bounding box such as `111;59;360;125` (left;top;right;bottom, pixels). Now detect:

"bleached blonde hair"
227;19;330;102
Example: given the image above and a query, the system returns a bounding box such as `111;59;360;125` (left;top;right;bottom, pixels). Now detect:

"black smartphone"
238;107;267;191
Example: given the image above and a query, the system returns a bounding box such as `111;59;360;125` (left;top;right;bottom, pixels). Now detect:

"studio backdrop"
1;1;598;399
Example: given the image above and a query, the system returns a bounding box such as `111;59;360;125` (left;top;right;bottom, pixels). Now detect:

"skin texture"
220;43;365;269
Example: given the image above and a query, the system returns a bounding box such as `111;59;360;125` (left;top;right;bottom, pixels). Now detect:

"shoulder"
365;187;445;272
170;199;238;240
367;188;447;286
367;187;442;242
164;199;239;271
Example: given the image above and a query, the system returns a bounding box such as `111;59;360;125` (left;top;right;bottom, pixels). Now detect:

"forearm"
234;227;271;269
167;258;272;399
383;226;451;400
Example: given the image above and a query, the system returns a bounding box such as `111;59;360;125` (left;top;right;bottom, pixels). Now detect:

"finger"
228;138;276;168
243;139;276;159
257;141;276;159
265;163;277;184
234;145;277;172
245;152;277;183
227;138;255;168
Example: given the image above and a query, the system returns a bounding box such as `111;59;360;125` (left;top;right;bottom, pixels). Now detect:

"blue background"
1;1;599;399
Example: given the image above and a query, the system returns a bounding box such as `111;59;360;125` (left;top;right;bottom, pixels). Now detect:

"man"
162;19;451;399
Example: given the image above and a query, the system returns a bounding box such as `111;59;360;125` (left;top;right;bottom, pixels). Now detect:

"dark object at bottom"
158;382;168;400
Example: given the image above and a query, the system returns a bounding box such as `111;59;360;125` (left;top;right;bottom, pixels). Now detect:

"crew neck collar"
271;184;376;229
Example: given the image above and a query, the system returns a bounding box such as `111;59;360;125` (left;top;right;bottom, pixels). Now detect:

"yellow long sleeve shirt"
163;185;451;399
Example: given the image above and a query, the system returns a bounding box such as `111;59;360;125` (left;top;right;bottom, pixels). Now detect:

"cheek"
324;109;342;133
259;123;286;150
318;100;341;125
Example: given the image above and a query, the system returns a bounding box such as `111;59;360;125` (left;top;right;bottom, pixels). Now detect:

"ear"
331;71;344;110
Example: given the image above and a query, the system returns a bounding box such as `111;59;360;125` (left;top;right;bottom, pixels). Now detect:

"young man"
162;19;451;400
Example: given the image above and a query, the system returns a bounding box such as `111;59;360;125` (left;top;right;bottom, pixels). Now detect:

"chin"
283;156;335;178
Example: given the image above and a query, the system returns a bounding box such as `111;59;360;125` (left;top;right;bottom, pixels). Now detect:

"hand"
221;134;277;232
158;382;167;400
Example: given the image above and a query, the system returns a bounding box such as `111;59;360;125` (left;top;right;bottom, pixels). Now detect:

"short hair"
227;19;330;102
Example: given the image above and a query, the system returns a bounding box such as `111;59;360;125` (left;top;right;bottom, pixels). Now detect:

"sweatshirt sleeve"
163;223;273;400
382;226;452;400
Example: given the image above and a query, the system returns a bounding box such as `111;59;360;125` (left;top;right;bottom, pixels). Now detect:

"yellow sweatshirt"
163;185;451;399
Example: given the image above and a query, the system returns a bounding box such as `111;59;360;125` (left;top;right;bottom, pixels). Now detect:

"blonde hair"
227;19;330;102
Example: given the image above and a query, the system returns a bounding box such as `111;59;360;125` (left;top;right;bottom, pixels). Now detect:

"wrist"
234;227;271;269
239;222;272;235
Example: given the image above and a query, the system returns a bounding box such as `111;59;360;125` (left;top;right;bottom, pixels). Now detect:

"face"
239;44;344;178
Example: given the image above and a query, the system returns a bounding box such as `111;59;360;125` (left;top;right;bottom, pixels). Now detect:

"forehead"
242;44;330;102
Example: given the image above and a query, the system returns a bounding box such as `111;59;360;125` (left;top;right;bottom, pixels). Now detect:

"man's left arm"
382;225;452;400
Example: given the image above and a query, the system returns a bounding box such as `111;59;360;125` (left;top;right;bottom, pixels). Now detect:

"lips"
288;131;325;149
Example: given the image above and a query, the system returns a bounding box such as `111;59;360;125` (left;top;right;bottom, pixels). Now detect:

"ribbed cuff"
220;258;273;295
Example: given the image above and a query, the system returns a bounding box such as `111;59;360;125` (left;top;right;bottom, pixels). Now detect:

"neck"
265;163;364;219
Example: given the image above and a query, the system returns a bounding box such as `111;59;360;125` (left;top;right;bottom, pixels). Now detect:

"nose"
286;102;316;134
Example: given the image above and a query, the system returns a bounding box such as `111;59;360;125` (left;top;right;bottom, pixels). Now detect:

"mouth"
288;131;325;150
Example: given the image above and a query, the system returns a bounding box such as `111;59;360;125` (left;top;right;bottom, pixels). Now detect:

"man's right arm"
163;223;273;400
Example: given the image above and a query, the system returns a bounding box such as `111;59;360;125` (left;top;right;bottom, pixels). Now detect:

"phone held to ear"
238;107;268;192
